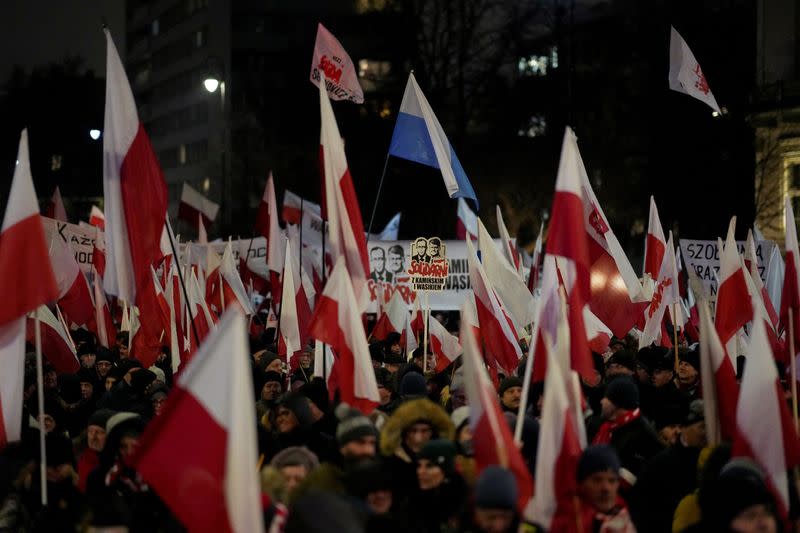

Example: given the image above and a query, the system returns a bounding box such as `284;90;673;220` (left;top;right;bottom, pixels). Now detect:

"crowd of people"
0;313;792;533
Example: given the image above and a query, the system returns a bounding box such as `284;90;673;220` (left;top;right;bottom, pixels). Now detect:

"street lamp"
203;77;220;93
89;129;101;140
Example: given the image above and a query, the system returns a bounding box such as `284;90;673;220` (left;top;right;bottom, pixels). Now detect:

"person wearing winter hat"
269;446;320;497
498;376;522;413
450;406;477;487
77;344;97;370
605;350;637;378
369;342;385;369
260;351;284;374
592;376;663;485
448;366;467;410
345;457;409;532
264;392;333;462
641;348;689;431
383;351;405;374
374;367;394;409
467;466;520;533
631;399;706;532
256;370;285;428
552;445;635;532
384;332;403;359
400;370;427;400
407;439;467;533
677;348;701;399
94;347;115;379
300;378;336;438
77;408;115;492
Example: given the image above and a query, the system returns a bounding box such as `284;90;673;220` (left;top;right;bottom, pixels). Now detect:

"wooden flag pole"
672;303;680;372
34;311;47;506
789;308;798;432
422;291;429;371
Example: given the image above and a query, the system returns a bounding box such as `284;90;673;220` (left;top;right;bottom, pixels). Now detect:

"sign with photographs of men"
408;237;448;291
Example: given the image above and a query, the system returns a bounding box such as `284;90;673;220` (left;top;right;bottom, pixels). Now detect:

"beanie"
270;446;320;471
474;466;518;510
606;350;637;372
604;375;639;410
130;369;157;393
148;365;166;384
577;445;621;481
344;458;393;498
262;371;284;387
679;349;701;372
77;344;96;358
400;371;427;398
417;439;456;477
95;347;114;364
705;459;776;529
300;379;329;412
499;376;523;396
335;404;378;447
683;399;705;426
88;409;116;430
451;406;470;433
279;392;314;428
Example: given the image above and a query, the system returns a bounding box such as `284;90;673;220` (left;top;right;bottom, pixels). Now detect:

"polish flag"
456;197;478;241
149;267;178;369
93;228;106;280
410;295;425;337
90;267;116;349
184;271;216;363
643;195;667;283
477;218;536;326
584;307;612;354
278;239;304;360
313;340;335;389
163;264;183;373
282;190;321;226
543;128;594;379
179;182;219;230
579;153;647;339
308;257;380;413
744;230;779;328
133;310;264;533
49;236;94;326
781;198;800;363
256;174;284;304
669;26;721;114
0;130;59;447
460;301;533;512
496;205;522;274
25;306;79;374
716;218;753;361
639;232;680;349
319;75;370;309
527;322;583;527
130;271;169;368
527;223;544;294
371;289;408;341
45;186;68;222
466;237;522;375
733;304;800;519
102;29;167;303
218;242;254;316
698;298;739;443
429;316;462;372
742;264;786;366
89;205;105;231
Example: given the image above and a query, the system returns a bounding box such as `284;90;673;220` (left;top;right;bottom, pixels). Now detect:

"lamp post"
203;74;228;230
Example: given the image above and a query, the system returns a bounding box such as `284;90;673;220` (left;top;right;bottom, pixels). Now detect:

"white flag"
669;26;721;113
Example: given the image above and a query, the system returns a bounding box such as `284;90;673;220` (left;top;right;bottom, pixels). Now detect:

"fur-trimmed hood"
380;398;454;456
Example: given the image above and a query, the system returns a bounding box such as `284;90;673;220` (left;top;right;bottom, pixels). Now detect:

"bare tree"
754;126;786;237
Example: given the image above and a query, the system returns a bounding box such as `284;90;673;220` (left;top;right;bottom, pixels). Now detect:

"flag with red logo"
309;23;364;104
669;26;721;114
25;306;79;374
640;232;680;348
643;196;667;283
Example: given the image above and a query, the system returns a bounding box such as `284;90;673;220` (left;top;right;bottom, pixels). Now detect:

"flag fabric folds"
179;183;219;230
668;26;722;113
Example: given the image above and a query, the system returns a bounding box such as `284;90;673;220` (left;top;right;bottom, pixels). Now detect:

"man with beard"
77;409;114;492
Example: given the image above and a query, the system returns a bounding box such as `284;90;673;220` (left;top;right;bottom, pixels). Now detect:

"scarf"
592;408;641;445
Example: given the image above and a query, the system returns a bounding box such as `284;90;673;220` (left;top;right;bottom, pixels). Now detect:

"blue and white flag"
388;73;478;207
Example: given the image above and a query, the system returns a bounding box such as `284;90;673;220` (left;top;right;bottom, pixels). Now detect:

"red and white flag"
319;74;370;309
527;321;583;527
477;218;536;326
0;130;59;447
745;230;779;329
49;236;94;326
733;304;800;519
45;186;68;222
308;257;379;413
698;297;739;443
309;23;364;104
282;189;321;226
90;267;116;349
102;29;167;303
716;217;753;362
643;195;667;283
668;26;721;114
92;228;106;280
584;307;612;354
460;301;533;512
456;198;478;241
371;289;408;341
184;271;216;363
496;205;522;274
527;222;543;294
639;232;680;348
257;174;285;303
781;198;800;363
179;182;219;230
466;237;522;375
89;205;105;231
278;239;304;360
429;316;462;372
133;310;264;533
25;306;79;374
219;242;254;316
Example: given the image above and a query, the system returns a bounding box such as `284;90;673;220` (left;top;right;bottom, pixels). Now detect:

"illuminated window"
518;115;546;138
178;144;187;165
51;155;62;171
151;20;159;36
518;47;558;76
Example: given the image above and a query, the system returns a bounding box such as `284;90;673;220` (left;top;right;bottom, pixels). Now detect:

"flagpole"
321;218;328;381
165;216;202;349
672;303;680;372
34;310;47;506
790;308;799;432
515;320;538;443
422;291;429;371
366;153;391;240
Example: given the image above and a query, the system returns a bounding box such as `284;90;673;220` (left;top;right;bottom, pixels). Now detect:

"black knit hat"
383;352;405;365
577;445;621;481
606;350;637;372
400;371;427;398
88;409;115;430
704;459;777;529
279;392;314;428
474;466;518;510
604;375;639;409
369;343;385;364
95;347;114;364
262;370;284;387
77;344;96;358
499;376;523;396
335;404;377;447
679;349;701;372
417;439;456;477
300;379;329;412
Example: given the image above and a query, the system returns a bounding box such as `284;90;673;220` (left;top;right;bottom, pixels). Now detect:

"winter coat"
606;416;664;484
630;439;700;532
405;474;468;533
